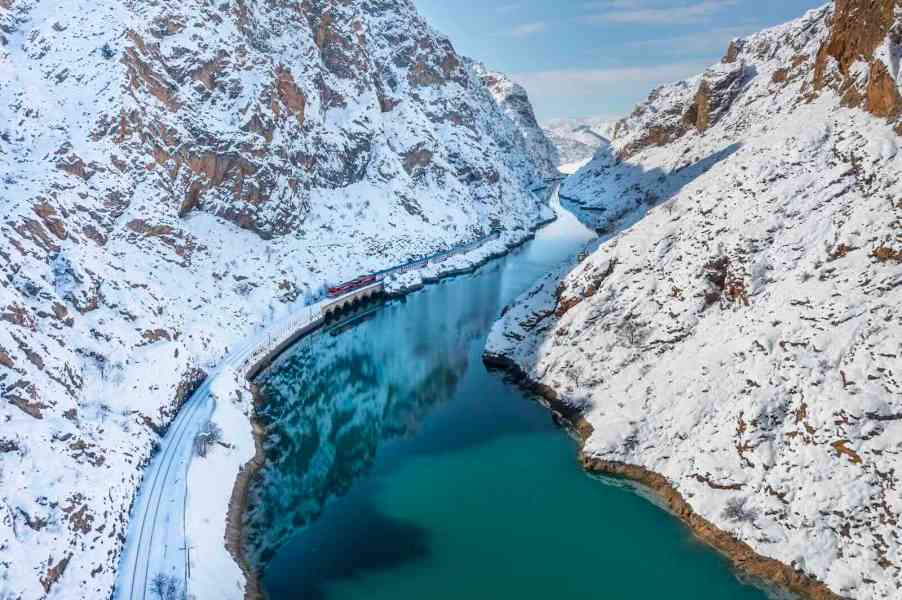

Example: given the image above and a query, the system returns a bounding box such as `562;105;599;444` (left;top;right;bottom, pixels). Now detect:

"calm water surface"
249;191;769;600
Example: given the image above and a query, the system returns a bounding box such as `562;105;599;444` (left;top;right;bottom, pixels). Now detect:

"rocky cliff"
492;3;902;599
474;63;560;180
0;0;552;597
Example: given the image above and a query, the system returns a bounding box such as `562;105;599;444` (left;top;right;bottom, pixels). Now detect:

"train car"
327;274;379;298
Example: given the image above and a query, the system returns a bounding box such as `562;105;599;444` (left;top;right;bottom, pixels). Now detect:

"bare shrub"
617;316;648;347
235;281;253;297
150;573;184;600
194;422;224;457
722;497;758;524
703;256;748;307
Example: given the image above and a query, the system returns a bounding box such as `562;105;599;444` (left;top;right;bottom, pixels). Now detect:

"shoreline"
224;204;559;600
481;352;844;600
224;384;265;600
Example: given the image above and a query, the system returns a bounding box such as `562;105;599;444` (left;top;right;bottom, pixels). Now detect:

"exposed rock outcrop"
502;3;902;600
0;0;555;597
616;59;748;159
814;0;902;125
474;62;560;179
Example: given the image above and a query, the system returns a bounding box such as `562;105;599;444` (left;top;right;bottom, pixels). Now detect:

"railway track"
113;228;513;599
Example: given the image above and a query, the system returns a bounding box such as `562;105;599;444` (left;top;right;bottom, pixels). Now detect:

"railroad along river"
244;189;770;600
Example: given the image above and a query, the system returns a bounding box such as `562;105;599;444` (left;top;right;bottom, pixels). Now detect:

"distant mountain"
490;2;902;599
542;117;618;174
475;63;560;180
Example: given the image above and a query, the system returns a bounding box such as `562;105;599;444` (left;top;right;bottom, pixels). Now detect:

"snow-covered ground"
558;158;591;175
113;211;553;600
490;4;902;600
542;117;617;172
0;0;559;597
184;369;252;600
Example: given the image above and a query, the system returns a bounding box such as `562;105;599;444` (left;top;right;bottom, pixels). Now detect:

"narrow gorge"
1;1;899;599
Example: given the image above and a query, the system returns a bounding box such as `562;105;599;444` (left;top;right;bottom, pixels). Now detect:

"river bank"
481;352;841;600
236;191;777;600
220;193;562;600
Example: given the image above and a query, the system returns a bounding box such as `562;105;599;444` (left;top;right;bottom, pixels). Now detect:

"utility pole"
181;540;194;586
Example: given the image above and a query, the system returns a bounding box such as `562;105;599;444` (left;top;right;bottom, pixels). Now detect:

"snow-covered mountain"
542;117;618;174
0;0;554;597
474;63;560;180
489;2;902;600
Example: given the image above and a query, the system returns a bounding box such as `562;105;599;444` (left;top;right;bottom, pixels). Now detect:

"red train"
327;275;379;298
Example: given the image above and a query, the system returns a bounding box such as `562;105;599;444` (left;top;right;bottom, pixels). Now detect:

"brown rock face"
685;81;712;132
816;0;895;78
618;57;745;159
814;0;901;121
274;66;306;125
865;59;902;118
33;202;68;240
0;350;14;369
402;146;433;176
40;555;71;593
722;40;743;64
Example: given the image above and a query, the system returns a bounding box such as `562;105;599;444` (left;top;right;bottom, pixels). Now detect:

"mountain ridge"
0;1;555;597
490;3;902;599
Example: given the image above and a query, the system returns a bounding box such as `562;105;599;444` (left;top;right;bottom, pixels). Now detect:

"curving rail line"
113;228;513;600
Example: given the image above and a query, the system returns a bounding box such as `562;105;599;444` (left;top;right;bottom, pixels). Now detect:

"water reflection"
246;187;598;589
246;189;772;600
275;497;431;600
248;267;505;567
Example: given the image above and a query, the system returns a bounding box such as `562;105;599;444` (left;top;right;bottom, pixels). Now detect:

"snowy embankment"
185;369;253;600
114;300;324;600
0;0;561;596
488;5;902;600
163;213;553;600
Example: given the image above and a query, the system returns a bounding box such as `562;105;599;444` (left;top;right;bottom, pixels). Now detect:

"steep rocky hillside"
543;117;617;173
490;3;902;599
0;0;552;597
475;63;560;180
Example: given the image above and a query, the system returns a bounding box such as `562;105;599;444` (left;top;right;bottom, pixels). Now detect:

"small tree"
722;497;758;524
150;573;183;600
165;576;178;600
194;422;224;457
150;573;168;600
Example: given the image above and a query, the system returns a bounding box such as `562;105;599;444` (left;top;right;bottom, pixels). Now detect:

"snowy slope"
0;1;553;598
474;62;560;180
490;3;902;600
543;117;617;173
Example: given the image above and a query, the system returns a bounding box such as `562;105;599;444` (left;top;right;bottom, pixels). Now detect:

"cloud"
584;0;737;25
509;21;550;37
625;25;757;53
511;62;709;99
496;3;524;13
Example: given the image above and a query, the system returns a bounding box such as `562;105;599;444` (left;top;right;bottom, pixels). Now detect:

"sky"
414;0;827;123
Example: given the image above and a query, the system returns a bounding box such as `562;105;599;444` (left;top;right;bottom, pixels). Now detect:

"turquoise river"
246;190;771;600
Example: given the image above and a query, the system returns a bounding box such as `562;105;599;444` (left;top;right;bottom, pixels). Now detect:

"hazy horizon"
415;0;826;122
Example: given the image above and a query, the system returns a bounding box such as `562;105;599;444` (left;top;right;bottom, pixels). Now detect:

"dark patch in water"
265;499;430;600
